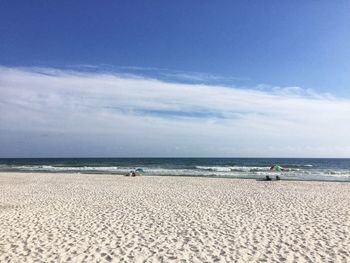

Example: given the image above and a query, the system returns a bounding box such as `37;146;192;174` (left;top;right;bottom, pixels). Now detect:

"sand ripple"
0;173;349;262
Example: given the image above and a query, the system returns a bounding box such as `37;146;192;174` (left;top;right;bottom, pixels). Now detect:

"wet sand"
0;172;349;262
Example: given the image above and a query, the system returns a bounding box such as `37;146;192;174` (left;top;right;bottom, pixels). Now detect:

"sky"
0;1;350;157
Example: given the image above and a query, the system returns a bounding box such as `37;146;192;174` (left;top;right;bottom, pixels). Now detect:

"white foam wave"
4;165;122;172
195;165;273;172
195;166;233;172
1;164;349;181
324;170;350;177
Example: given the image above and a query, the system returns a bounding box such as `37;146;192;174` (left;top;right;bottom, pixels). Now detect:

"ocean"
0;158;349;182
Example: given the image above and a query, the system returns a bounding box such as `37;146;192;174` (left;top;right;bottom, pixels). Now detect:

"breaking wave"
0;158;349;181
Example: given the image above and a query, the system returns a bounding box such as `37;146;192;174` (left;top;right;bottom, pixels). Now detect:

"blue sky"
1;1;350;94
1;1;350;157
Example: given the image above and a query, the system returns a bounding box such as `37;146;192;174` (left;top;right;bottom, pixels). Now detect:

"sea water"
0;158;349;182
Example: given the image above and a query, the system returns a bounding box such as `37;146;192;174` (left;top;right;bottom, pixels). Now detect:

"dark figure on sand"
265;175;281;181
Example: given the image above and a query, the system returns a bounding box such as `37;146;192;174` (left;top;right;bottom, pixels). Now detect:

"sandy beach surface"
0;172;349;263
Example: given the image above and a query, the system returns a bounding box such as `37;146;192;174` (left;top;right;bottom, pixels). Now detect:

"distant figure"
276;175;281;180
265;175;272;181
125;171;135;177
125;168;144;177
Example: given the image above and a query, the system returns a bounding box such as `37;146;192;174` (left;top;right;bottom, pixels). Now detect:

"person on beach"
125;171;135;176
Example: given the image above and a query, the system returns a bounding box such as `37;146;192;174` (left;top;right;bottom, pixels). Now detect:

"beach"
0;172;349;263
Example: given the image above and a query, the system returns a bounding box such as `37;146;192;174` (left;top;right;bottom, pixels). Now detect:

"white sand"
0;172;349;263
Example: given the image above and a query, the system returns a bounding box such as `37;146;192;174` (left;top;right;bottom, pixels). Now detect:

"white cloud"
0;66;350;157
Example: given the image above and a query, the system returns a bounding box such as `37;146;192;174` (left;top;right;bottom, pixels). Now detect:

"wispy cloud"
0;66;349;157
160;71;241;84
66;64;244;85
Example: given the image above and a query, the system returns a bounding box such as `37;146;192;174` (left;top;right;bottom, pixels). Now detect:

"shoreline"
1;171;350;184
1;172;349;262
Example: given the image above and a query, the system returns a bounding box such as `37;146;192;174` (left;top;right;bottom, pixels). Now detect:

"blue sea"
0;158;350;182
